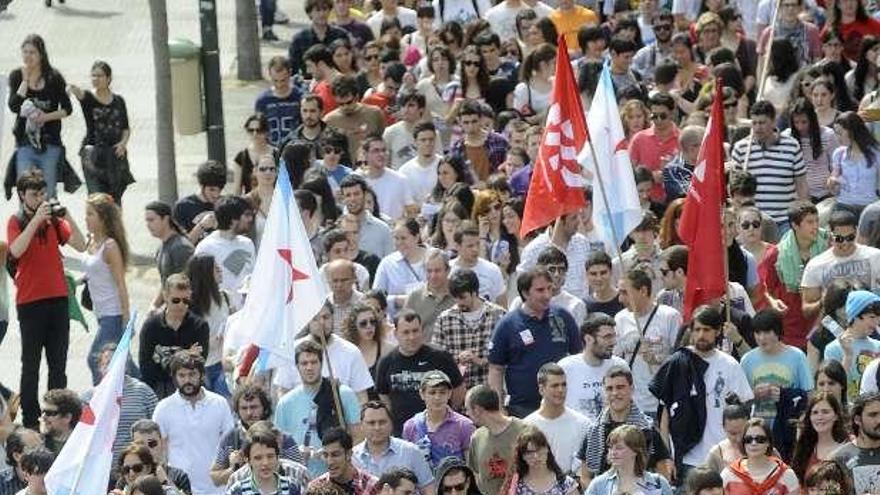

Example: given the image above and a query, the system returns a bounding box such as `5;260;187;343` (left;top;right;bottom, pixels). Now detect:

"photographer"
7;170;85;429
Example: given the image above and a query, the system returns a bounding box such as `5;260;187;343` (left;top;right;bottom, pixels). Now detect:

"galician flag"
580;64;642;252
224;164;328;365
44;313;136;495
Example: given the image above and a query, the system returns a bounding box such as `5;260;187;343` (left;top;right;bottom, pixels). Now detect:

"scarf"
584;404;654;473
775;228;829;291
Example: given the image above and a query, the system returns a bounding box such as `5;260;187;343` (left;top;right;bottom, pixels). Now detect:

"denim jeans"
88;315;139;385
259;0;276;28
16;144;61;198
205;362;231;398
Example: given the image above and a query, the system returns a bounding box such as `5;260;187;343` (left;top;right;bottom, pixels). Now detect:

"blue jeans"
87;315;139;385
16;144;61;198
205;362;231;398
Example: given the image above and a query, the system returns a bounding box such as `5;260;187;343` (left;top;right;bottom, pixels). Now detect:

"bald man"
324;259;364;334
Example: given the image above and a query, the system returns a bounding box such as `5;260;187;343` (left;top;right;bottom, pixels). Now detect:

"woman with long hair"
672;33;709;104
814;360;850;410
431;155;474;204
829;111;880;217
694;13;724;64
658;198;685;249
342;302;393;399
515;9;542;56
790;392;850;483
357;41;384;94
430;200;469;254
329;38;358;78
472;190;518;272
846;35;880;101
67;60;134;204
113;445;182;494
718;6;757;93
738;206;773;266
373;218;427;312
585;425;673;495
243;153;277;248
514;44;556;125
621;99;649;145
705;402;751;472
807;280;857;373
504;426;579;495
720;418;800;495
417;45;459;140
783;98;839;202
84;193;131;385
232;114;274;196
185;255;231;398
764;38;801;116
301;168;341;228
811;79;841;127
451;45;490;117
9;34;73;198
820;30;851;70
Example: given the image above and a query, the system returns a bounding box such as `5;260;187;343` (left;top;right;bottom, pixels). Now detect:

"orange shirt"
549;6;598;54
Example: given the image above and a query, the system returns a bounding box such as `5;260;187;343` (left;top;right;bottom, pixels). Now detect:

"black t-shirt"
172;194;213;234
137;310;210;399
355;250;381;283
584;294;625;317
78;91;129;147
7;68;73;148
375;344;464;434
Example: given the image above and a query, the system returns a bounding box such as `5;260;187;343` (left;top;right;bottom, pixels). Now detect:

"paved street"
0;0;307;394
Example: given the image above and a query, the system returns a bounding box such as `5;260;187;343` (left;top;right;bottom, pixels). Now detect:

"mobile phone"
822;315;845;338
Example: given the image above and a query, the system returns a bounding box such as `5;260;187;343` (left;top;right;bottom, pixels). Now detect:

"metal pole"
199;0;227;164
586;136;627;269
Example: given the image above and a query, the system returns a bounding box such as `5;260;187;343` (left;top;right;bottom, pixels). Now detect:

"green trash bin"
168;38;204;135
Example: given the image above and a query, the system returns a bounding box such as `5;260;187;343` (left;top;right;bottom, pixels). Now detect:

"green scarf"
775;228;829;292
65;272;88;330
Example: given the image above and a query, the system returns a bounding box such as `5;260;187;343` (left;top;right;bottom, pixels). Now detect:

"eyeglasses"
833;233;856;243
443;482;469;493
357;318;379;329
743;435;769;444
323;146;342;155
364;54;379;61
122;464;146;475
258;166;277;173
545;265;567;275
169;297;191;305
651;112;669;121
463;60;481;67
740;220;761;230
41;409;60;417
247;127;263;134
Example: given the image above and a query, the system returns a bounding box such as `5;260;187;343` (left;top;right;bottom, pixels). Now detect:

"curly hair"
342;302;387;346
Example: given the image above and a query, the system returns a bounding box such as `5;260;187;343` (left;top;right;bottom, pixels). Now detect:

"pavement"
0;0;307;395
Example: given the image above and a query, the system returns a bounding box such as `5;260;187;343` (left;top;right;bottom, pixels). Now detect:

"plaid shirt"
431;302;507;388
449;131;509;177
308;468;378;495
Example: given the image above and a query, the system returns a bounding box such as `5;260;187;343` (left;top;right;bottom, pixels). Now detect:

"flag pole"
741;0;783;173
317;331;349;433
721;210;733;324
585;135;627;268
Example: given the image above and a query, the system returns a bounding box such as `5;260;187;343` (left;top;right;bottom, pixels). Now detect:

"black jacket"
773;387;810;462
648;347;708;464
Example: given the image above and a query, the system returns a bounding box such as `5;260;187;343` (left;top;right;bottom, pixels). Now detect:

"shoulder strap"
628;304;660;368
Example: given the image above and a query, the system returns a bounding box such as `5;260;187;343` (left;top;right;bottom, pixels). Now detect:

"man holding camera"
7;170;85;428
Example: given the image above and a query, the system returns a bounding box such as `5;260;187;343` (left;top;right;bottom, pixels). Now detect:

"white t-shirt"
682;350;755;466
362;168;415;221
801;244;880;291
484;1;553;40
273;335;375;393
153;390;235;495
398;155;440;203
450;257;506;301
557;354;630;421
367;8;418;38
193;231;255;296
523;408;591;473
614;304;683;413
860;358;880;395
383;122;418;169
432;0;493;24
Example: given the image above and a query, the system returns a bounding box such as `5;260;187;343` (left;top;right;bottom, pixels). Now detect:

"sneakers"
262;29;279;41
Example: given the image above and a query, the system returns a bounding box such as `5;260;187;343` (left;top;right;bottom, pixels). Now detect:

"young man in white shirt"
558;313;629;421
523;363;591;474
193;196;255;304
384;93;440;170
152;352;235;495
449;223;506;306
398;121;441;203
357;136;416;221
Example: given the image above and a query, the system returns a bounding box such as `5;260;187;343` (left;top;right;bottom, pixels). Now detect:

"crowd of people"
8;0;880;492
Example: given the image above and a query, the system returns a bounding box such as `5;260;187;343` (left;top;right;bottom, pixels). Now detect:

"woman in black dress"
68;60;134;204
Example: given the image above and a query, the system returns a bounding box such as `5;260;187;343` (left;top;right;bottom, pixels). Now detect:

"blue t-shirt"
825;336;880;401
273;384;361;477
740;345;814;419
254;87;303;147
488;305;582;411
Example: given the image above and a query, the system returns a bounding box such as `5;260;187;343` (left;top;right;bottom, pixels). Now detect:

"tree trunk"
236;0;262;81
149;0;178;204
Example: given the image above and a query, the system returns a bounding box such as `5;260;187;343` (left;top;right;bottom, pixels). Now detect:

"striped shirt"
731;134;806;222
81;375;158;463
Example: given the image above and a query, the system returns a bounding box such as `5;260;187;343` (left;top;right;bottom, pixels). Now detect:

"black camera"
47;199;67;218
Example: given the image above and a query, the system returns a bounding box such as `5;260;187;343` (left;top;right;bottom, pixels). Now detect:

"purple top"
402;407;475;468
510;164;532;196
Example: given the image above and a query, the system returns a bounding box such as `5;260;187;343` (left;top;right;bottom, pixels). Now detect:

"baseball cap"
845;290;880;324
420;370;452;389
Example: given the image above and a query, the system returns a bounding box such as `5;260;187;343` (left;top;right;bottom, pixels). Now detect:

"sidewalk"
0;0;307;392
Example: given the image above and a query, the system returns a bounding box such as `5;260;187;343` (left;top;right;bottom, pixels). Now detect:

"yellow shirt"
549;6;598;54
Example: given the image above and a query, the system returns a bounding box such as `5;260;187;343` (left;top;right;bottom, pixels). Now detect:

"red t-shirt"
759;245;814;349
361;92;397;125
628;125;681;202
313;80;338;116
7;215;71;305
827;18;880;61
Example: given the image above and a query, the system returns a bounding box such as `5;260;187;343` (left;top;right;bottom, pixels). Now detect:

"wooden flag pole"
317;330;349;433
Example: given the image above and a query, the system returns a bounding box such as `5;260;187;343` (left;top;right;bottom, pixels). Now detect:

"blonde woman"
83;193;131;384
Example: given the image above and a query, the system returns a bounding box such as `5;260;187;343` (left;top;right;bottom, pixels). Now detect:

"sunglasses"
740;220;761;230
42;409;61;417
463;60;481;67
443;482;468;493
364;54;379;61
169;297;191;305
258;166;277;173
323;146;342;154
122;464;146;475
743;435;769;444
651;112;669;121
357;318;379;329
833;233;856;243
653;24;672;31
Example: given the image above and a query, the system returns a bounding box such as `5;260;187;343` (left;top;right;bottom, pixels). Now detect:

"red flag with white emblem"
678;82;727;320
520;37;588;237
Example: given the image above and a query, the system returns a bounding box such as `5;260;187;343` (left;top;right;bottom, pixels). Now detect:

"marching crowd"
10;0;880;492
